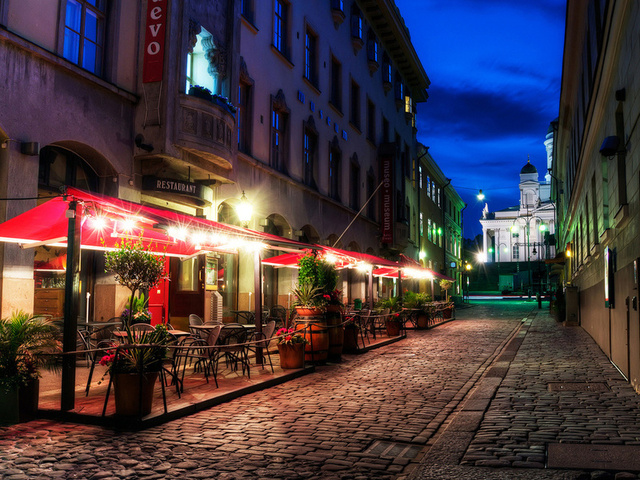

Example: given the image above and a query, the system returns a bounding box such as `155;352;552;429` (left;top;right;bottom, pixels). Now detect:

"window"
329;139;341;201
350;79;361;130
367;30;378;67
241;0;255;24
420;212;424;236
304;27;318;87
350;158;360;210
330;56;342;111
367;99;376;142
273;0;289;57
63;0;106;75
394;72;404;104
382;53;392;89
186;27;223;95
238;81;252;153
178;258;199;291
382;116;389;143
331;0;344;12
419;166;423;188
513;244;520;260
271;91;289;173
350;6;363;41
426;176;431;198
303;118;318;189
428;218;432;241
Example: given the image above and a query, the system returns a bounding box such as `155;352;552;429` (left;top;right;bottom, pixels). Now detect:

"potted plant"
99;324;169;416
188;84;213;101
291;284;325;316
342;316;360;353
379;296;403;337
275;327;307;369
439;279;453;302
0;311;60;424
121;293;152;325
439;280;454;319
104;238;166;327
404;291;431;329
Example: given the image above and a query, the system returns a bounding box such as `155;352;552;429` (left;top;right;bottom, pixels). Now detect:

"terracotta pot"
386;319;401;337
295;307;324;316
278;343;305;369
114;371;158;417
443;308;452;319
416;312;429;329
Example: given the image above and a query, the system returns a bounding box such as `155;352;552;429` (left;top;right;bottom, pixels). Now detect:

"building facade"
0;0;452;324
479;159;556;292
554;0;640;391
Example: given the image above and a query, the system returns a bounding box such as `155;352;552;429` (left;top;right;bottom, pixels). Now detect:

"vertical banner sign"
604;246;614;308
143;0;167;83
380;155;394;244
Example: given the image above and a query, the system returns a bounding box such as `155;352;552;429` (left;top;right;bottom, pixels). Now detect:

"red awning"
397;253;454;281
0;187;310;256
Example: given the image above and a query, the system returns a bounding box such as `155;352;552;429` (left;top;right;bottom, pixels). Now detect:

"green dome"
521;159;537;174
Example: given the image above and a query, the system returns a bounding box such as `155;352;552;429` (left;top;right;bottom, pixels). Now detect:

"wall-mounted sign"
143;0;167;83
205;254;218;291
380;155;394;244
142;176;212;207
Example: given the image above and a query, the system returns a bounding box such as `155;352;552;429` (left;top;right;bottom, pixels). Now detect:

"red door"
148;257;170;325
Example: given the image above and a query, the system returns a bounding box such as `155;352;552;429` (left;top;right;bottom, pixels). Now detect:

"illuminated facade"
0;1;432;321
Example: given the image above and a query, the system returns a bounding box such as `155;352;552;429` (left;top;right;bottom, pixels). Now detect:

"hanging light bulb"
477;189;485;201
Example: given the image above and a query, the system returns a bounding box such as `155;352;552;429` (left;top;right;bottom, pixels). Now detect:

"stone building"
553;0;640;391
0;1;451;323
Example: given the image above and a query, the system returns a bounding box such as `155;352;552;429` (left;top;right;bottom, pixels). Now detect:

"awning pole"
254;250;263;365
61;200;81;411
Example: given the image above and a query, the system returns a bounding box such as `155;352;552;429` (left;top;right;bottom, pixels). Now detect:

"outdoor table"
113;328;190;341
230;310;255;324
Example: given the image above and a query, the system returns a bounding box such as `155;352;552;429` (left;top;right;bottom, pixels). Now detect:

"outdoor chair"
216;324;251;378
188;314;204;337
175;325;222;388
269;305;287;329
248;320;276;372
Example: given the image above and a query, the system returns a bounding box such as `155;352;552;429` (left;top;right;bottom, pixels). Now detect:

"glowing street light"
477;189;485;201
236;191;253;227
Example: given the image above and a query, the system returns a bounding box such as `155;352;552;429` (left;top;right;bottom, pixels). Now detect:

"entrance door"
169;255;205;326
148;257;170;325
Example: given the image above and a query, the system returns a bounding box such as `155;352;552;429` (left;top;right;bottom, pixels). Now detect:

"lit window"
185;27;218;94
304;28;318;86
273;0;289;56
63;0;106;75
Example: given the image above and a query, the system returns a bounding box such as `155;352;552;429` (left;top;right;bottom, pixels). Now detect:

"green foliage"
297;253;321;288
404;291;431;308
98;324;169;376
377;296;402;312
0;311;60;392
439;279;454;301
291;284;324;309
104;237;165;325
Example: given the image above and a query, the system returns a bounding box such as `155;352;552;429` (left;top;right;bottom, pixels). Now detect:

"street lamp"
236;191;253;227
511;214;546;296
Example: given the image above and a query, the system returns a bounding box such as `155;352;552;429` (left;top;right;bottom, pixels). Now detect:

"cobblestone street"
2;301;640;479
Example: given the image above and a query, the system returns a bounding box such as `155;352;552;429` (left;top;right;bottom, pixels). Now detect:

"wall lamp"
599;136;620;157
1;139;40;156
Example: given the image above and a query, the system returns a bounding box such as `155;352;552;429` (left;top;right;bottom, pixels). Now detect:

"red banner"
142;0;167;83
380;155;394;244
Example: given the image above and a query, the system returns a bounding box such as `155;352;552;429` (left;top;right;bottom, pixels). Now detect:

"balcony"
175;92;236;170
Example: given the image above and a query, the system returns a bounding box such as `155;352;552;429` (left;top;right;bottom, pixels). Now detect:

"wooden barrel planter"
114;371;158;417
295;309;329;364
325;305;344;362
278;343;305;369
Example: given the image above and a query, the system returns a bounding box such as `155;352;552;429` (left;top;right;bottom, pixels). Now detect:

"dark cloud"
416;85;556;141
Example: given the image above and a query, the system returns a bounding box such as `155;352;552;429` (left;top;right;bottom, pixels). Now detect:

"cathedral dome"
520;159;537;174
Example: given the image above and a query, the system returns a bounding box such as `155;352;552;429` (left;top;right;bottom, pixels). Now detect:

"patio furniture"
175;325;222;388
188;314;204;337
269;305;287;329
248;320;276;372
216;324;251;377
231;310;255;324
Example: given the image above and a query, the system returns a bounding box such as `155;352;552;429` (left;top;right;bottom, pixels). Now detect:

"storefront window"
178;258;198;291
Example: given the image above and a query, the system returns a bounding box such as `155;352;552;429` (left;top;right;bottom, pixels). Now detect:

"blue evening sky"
393;0;566;238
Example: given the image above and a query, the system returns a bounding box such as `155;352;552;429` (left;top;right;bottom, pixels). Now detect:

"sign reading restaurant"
142;176;211;207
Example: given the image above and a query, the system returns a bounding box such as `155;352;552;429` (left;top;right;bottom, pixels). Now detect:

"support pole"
61;200;81;411
254;250;263;365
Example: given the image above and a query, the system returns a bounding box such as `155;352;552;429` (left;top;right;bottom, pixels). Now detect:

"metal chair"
175;325;222;388
216;324;251;378
249;320;276;372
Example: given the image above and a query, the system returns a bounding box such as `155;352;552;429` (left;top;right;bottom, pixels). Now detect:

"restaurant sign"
380;155;394;244
142;176;211;207
142;0;167;83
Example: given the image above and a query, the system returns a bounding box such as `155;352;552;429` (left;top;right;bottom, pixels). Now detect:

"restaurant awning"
0;187;312;256
262;245;452;281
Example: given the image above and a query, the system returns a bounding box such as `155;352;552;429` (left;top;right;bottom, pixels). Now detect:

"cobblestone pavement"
2;302;640;479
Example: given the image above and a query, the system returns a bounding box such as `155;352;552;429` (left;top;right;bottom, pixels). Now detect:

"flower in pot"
121;292;152;325
378;297;403;337
0;311;60;424
188;84;213;101
99;324;169;416
275;327;307;369
292;284;326;315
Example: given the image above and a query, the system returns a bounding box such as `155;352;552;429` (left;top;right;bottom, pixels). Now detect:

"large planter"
416;311;429;329
443;307;453;319
386;318;402;337
278;343;305;369
295;310;329;364
0;379;39;425
114;371;158;417
325;306;344;362
295;307;324;317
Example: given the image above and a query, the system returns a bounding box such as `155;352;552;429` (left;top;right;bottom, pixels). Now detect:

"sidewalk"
407;303;640;479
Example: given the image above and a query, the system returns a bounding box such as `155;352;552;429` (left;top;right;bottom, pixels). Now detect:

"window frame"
329;138;342;202
350;78;361;131
304;24;319;88
61;0;107;75
303;118;318;189
273;0;290;59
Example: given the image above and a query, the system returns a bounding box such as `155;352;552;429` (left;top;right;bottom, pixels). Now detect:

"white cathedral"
479;128;556;276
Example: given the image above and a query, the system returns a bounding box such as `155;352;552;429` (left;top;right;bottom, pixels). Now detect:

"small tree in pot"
104;238;166;327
